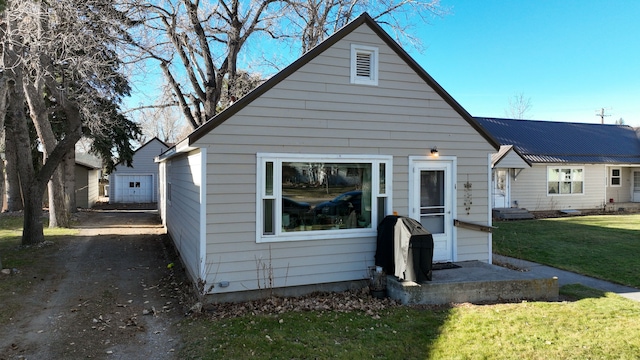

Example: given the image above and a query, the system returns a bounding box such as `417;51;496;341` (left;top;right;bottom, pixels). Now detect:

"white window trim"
547;166;585;196
350;44;379;86
256;153;392;243
610;167;622;187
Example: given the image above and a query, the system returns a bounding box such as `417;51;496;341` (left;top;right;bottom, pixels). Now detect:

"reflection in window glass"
379;163;386;194
281;162;372;232
548;167;583;194
265;162;274;196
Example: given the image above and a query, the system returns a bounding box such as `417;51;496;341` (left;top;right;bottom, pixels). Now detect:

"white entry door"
633;171;640;202
410;159;454;262
492;169;509;208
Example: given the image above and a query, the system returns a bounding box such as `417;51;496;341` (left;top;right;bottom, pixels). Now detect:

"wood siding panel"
87;169;99;208
165;152;202;282
510;164;608;211
495;151;529;169
180;24;495;294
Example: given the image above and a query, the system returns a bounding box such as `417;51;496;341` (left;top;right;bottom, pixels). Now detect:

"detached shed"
75;154;102;209
157;13;499;302
109;137;169;203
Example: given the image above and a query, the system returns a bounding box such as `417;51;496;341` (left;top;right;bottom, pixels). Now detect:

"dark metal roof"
475;117;640;164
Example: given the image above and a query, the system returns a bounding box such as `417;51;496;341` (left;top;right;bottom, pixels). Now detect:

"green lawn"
4;213;640;359
179;285;640;359
176;214;640;359
493;214;640;287
0;215;77;326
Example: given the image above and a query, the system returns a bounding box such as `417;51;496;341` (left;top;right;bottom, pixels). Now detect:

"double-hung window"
547;167;584;195
257;153;392;242
610;168;621;187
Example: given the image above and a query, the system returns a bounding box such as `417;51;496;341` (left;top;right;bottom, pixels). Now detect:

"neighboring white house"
157;13;500;302
109;137;169;203
477;117;640;211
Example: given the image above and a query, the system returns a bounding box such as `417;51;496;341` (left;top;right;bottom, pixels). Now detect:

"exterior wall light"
430;147;439;157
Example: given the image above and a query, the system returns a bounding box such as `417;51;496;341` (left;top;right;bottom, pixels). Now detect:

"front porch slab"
387;261;559;305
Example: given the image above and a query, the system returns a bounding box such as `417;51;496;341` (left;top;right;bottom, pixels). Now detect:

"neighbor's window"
257;154;392;242
350;44;378;86
610;168;621;187
548;167;584;195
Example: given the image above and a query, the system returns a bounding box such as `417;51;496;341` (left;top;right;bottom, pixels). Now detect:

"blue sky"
126;1;640;129
412;0;640;127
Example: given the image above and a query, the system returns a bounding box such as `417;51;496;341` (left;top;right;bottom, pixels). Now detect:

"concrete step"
492;207;534;220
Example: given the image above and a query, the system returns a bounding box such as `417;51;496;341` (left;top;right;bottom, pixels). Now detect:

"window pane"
560;169;572;181
377;197;386;226
548;168;560;181
263;199;274;235
612;178;621;186
420;170;444;207
379;163;386;194
572;169;583;181
560;182;572;194
548;182;559;194
612;169;620;177
282;162;371;231
421;215;444;234
265;162;274;196
573;181;583;194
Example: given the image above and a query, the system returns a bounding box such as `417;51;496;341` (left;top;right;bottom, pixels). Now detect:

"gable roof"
178;12;499;152
476;117;640;164
491;145;531;168
116;137;169;167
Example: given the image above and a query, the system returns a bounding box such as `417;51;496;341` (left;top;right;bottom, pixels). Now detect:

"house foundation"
386;261;559;305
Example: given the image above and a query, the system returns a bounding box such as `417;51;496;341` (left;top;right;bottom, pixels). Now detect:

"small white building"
109;137;169;203
157;13;499;302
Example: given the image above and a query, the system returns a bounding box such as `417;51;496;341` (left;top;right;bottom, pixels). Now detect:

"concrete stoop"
386;261;559;305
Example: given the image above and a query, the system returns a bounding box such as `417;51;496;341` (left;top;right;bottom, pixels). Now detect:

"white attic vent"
350;44;378;86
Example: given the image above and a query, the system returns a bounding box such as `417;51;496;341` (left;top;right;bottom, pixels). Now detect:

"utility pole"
595;108;610;124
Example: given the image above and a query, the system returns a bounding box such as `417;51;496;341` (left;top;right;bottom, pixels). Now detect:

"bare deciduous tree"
285;0;447;53
119;0;283;130
1;0;138;244
505;92;533;120
118;0;447;132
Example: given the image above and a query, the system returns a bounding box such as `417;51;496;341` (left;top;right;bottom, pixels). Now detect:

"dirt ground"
0;206;193;359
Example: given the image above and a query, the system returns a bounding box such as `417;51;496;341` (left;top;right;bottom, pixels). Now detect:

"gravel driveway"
0;208;190;359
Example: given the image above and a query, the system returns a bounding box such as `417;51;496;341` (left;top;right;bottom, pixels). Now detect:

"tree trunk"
3;119;24;212
0;77;8;213
24;78;72;228
22;181;46;245
5;73;45;245
65;150;76;213
0;152;5;212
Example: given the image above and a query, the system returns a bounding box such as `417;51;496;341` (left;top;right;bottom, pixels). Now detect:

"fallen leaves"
200;288;399;320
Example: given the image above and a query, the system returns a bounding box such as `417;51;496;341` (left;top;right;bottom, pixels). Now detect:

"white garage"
111;174;154;203
108;138;169;204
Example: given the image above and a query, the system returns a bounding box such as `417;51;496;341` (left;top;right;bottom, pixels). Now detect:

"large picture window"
548;167;584;195
257;154;392;242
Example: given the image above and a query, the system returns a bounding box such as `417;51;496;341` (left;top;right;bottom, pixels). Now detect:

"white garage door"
117;175;153;203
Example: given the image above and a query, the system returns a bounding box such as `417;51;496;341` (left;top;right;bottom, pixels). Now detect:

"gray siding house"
477;117;640;212
157;13;499;301
109;137;169;203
